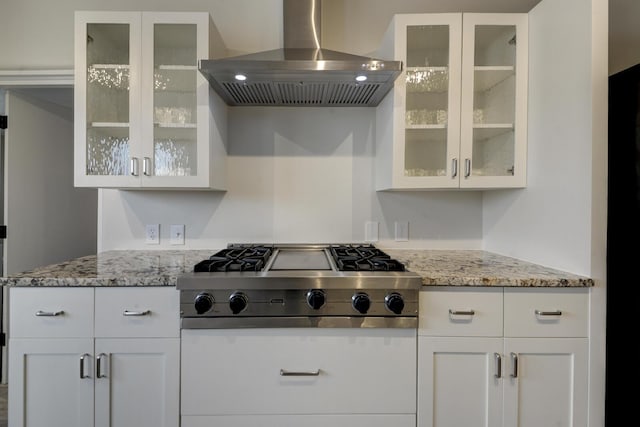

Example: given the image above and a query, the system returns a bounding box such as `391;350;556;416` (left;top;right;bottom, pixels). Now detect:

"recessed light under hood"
198;0;402;107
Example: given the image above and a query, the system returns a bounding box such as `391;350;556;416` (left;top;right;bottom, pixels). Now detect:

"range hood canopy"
198;0;402;107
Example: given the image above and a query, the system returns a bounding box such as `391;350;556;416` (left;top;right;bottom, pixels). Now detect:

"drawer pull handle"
534;310;562;317
80;353;90;379
123;310;151;316
97;353;108;378
449;309;475;316
494;353;502;379
35;310;64;317
510;352;519;378
280;369;321;377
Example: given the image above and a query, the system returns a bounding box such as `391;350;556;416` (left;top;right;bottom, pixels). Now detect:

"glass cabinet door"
461;14;527;186
399;15;462;188
150;23;198;178
85;23;132;176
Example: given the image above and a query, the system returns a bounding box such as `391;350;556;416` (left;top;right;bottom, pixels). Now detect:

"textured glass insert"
406;69;449;93
86;129;130;176
154;134;197;177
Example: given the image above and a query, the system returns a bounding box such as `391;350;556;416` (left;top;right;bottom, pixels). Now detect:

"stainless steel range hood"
198;0;402;107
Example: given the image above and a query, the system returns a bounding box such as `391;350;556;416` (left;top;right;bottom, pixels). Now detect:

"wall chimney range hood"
198;0;402;107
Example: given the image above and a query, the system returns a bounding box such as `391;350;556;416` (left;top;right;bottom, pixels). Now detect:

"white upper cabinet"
376;13;528;190
74;11;227;190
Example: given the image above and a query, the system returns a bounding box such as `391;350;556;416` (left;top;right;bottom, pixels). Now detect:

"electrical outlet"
145;224;160;244
170;224;185;245
364;221;379;242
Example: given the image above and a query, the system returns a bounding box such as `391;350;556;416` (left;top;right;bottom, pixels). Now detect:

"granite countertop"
0;249;594;288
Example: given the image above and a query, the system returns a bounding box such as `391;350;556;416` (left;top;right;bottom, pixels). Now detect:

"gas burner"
330;244;406;272
194;245;273;272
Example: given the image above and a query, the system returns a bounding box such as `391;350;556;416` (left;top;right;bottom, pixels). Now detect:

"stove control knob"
385;292;405;315
194;293;214;315
306;289;326;310
229;292;248;314
352;292;371;314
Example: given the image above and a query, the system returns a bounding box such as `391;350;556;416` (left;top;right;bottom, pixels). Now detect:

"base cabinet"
182;415;416;427
418;287;589;427
8;287;180;427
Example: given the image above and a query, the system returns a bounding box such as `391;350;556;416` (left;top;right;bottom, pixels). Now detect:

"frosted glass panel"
85;23;131;177
404;25;450;177
153;23;198;177
86;128;130;176
154;129;197;177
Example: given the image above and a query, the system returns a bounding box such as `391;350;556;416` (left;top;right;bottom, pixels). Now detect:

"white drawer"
94;287;179;338
182;415;416;427
504;288;589;337
9;287;94;338
181;328;416;416
419;287;503;337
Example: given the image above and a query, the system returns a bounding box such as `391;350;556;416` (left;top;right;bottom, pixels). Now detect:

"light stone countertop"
0;249;594;288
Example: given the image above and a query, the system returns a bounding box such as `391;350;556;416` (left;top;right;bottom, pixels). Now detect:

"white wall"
483;0;601;276
99;107;484;250
0;0;282;69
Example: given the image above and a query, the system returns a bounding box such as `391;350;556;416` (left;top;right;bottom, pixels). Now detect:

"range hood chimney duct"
198;0;402;107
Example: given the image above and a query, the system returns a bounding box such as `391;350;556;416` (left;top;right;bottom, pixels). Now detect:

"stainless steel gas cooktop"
178;243;422;328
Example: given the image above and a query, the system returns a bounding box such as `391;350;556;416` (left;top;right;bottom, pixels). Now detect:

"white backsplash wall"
98;107;483;251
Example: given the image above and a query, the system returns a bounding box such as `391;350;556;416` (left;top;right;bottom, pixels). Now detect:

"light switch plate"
170;224;185;245
365;221;379;242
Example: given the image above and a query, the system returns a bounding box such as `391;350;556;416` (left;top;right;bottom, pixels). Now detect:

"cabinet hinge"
0;115;7;129
0;332;5;347
0;225;6;239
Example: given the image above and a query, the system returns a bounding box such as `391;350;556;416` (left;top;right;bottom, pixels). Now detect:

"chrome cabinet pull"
510;352;519;378
280;369;321;377
143;157;151;176
494;353;502;378
535;309;562;317
130;158;139;176
97;353;108;378
449;309;475;316
80;353;90;379
123;309;151;316
35;310;64;317
452;158;458;178
464;158;471;178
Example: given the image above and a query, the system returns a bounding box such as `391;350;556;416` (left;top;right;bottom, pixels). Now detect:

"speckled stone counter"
0;249;594;288
386;249;594;287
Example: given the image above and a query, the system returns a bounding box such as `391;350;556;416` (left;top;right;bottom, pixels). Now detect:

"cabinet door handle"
123;309;151;316
130;157;139;176
452;158;458;178
494;353;502;378
80;353;90;379
449;309;475;316
535;309;562;317
280;369;321;377
464;158;471;178
510;352;519;378
96;353;108;378
143;157;151;176
35;310;64;317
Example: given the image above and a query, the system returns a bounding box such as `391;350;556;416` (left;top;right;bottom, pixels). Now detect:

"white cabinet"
8;286;180;427
181;328;416;426
74;11;227;190
418;287;589;427
376;13;528;190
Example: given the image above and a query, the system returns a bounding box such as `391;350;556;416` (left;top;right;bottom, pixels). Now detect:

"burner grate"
194;245;273;272
330;244;406;272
